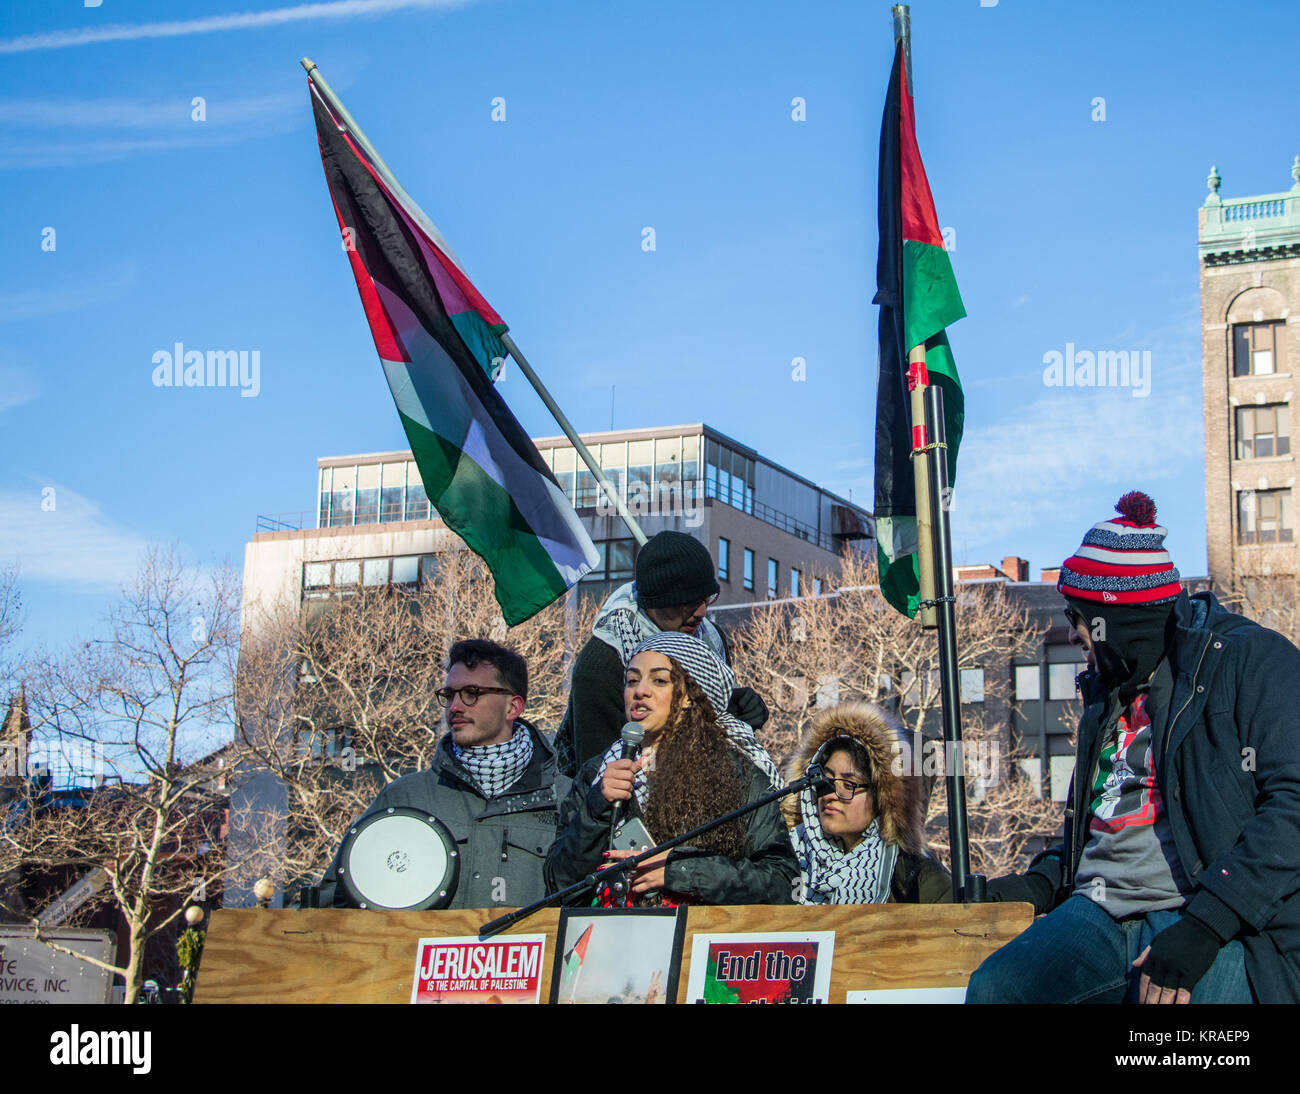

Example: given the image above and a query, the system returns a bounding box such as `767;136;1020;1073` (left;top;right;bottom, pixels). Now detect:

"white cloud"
0;0;477;55
0;484;151;590
0;361;38;412
0;264;137;322
950;387;1202;553
0;92;303;129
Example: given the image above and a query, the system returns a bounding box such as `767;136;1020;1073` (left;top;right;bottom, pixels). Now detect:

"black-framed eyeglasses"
434;685;514;708
820;775;873;803
674;593;719;618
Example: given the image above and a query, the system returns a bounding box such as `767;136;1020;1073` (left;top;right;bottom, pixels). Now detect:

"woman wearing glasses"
782;703;952;904
544;630;799;906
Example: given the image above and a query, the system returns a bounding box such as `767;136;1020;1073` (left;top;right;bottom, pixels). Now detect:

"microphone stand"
479;768;824;940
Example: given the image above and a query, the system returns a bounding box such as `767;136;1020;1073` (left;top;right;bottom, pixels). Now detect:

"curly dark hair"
642;656;750;861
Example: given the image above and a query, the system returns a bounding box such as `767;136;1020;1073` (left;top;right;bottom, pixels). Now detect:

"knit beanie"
1057;491;1181;605
634;531;720;609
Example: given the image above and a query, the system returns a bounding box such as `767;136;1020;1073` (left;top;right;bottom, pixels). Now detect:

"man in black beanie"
554;530;769;775
967;492;1300;1004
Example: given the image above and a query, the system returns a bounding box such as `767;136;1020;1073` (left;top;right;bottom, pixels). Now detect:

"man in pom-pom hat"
968;492;1300;1004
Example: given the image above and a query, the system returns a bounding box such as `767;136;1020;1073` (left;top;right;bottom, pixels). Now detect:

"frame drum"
338;807;459;910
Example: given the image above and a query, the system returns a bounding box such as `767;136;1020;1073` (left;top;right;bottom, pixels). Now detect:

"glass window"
790;568;801;597
362;558;389;586
718;537;730;581
608;539;635;582
405;462;430;521
654;436;681;487
304;562;331;589
330;466;355;527
812;578;822;597
599;442;625;503
1047;663;1078;701
581;541;609;582
1239;488;1295;544
1233;322;1286;377
392;556;420;584
318;468;331;528
551;447;576;504
743;549;754;592
1235;404;1290;460
355;464;380;524
381;462;405;522
682;435;700;502
1014;664;1040;700
960;668;985;703
627;440;653;498
767;558;778;598
334;560;360;587
420;555;440;586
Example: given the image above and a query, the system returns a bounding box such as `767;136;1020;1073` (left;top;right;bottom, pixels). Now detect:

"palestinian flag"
310;80;598;624
562;923;593;985
872;42;966;618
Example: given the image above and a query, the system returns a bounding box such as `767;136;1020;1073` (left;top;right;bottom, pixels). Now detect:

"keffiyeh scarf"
591;581;727;665
453;723;534;799
591;631;782;800
792;737;896;905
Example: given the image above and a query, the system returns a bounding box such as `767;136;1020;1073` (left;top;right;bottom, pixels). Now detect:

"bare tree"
0;547;244;1003
234;550;597;897
728;551;1059;879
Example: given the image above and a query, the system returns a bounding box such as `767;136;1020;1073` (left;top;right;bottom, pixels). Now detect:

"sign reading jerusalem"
410;935;545;1004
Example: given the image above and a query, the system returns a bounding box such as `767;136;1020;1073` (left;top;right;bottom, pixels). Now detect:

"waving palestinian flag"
310;79;597;624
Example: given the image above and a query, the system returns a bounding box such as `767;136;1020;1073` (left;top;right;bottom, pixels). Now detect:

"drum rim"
339;806;460;911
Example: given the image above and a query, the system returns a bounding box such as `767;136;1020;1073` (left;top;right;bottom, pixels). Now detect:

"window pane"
743;549;754;591
405;480;430;521
330;466;355;527
1014;664;1040;700
420;555;440;585
1047;663;1078;701
960;668;985;703
334;560;360;587
356;464;380;524
362;558;389;586
1254;349;1275;375
1233;326;1250;377
767;558;778;598
812;578;822;597
581;541;609;582
718;537;729;580
790;568;800;597
392;556;420;584
608;539;635;580
304;562;331;589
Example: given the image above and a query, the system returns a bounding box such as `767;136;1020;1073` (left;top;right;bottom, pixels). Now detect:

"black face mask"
1066;598;1177;703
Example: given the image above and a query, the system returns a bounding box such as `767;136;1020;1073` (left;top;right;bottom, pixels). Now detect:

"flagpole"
887;10;981;903
301;58;648;549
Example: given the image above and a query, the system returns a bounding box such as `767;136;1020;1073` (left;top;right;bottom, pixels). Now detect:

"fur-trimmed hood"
780;702;929;858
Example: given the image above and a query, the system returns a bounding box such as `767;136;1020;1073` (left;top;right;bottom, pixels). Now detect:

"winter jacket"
544;752;801;906
781;702;953;904
1016;591;1300;1003
555;628;768;777
318;719;570;911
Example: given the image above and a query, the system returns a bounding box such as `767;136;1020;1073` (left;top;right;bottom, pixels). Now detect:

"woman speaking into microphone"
544;632;799;906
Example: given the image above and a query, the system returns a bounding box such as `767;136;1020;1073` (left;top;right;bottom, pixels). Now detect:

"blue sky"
2;0;1296;656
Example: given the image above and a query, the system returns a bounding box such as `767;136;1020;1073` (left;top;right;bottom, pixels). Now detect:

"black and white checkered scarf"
591;581;728;665
453;722;534;799
592;632;781;803
792;736;897;905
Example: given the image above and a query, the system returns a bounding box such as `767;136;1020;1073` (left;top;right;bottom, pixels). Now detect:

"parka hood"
780;702;928;857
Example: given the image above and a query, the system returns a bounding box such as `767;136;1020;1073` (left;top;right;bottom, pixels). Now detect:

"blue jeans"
966;894;1253;1004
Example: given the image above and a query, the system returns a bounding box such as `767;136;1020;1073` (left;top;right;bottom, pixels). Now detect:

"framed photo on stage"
549;907;686;1004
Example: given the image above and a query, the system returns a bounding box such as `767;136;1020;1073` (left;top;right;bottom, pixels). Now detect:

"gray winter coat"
318;719;571;911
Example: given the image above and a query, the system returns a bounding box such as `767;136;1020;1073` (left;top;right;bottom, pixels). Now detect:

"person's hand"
601;758;641;804
728;686;769;729
1132;915;1222;1004
605;848;670;894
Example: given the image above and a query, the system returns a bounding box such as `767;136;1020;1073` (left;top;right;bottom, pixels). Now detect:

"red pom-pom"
1115;491;1156;525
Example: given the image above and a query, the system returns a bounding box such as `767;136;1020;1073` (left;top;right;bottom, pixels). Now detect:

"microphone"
802;763;833;801
609;723;645;838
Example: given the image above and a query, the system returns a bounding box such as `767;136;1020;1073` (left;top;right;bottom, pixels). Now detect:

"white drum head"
340;808;459;910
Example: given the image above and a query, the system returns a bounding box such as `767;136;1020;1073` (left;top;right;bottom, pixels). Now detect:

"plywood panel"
195;903;1031;1004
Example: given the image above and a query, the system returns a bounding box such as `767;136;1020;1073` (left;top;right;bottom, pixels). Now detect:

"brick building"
1199;158;1300;586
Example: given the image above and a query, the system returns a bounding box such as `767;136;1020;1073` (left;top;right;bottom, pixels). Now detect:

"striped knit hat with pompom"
1057;491;1181;605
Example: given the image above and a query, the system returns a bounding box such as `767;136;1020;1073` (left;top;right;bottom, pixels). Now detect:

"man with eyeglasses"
554;530;770;776
318;639;570;910
967;492;1300;1005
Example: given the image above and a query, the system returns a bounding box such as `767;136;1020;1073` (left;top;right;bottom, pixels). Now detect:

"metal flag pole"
301;58;647;548
889;8;938;629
